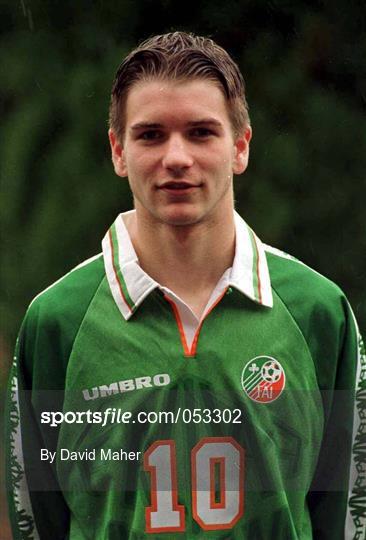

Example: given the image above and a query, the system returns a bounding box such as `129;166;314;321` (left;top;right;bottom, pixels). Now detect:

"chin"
158;209;203;227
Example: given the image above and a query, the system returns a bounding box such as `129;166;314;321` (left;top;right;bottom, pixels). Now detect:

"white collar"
102;210;273;320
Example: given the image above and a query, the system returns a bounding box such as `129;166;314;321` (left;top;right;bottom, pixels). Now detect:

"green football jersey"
5;212;365;539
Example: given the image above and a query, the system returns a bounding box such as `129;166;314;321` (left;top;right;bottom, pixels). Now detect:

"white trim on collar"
231;212;273;307
102;210;273;321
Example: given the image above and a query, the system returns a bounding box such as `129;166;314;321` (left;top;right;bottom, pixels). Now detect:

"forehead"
124;78;231;128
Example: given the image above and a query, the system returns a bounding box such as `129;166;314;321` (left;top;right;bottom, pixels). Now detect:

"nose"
161;134;193;173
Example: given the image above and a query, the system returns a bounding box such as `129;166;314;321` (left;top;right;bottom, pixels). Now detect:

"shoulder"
264;244;360;393
264;244;352;366
22;252;105;345
28;253;104;316
265;243;346;317
17;253;105;384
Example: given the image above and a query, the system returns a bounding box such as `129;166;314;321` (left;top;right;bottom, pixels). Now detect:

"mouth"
158;181;202;193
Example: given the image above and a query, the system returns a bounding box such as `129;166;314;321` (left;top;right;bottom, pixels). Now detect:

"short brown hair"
109;31;250;140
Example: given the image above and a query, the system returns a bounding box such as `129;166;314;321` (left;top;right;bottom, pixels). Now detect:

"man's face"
109;79;251;227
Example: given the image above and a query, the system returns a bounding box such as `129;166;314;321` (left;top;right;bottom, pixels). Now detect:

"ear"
109;129;128;177
233;125;252;175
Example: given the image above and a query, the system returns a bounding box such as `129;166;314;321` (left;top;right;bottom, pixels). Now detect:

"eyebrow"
130;118;223;130
130;122;162;130
187;119;223;127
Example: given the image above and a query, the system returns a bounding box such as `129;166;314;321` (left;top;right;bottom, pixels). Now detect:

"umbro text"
82;373;170;401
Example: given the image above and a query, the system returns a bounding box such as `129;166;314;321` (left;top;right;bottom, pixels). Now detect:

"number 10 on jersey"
144;436;245;533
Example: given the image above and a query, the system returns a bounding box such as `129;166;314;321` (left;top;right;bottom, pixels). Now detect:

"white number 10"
144;436;245;533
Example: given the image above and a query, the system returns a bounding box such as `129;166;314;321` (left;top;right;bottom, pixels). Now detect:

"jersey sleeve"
266;249;365;540
5;310;70;540
346;324;366;539
306;300;365;540
5;254;105;540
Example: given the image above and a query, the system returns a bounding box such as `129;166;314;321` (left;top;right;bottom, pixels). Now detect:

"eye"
139;130;163;141
190;127;215;138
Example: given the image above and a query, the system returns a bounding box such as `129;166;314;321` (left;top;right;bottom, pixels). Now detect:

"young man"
6;32;365;539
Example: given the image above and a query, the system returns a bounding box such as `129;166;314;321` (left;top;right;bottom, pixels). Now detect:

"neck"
124;207;235;317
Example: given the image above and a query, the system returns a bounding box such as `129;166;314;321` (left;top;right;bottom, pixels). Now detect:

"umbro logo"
82;373;170;401
241;356;285;403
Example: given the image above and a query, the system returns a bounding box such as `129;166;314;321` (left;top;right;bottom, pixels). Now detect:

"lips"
158;181;201;191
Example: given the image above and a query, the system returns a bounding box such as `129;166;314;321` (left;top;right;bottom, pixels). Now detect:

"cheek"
127;150;156;175
209;152;234;174
124;159;142;181
199;147;227;168
208;140;234;166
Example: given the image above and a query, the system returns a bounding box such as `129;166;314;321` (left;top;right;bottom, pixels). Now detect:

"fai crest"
241;356;285;403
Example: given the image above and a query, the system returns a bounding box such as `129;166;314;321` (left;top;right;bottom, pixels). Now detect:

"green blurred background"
1;1;365;537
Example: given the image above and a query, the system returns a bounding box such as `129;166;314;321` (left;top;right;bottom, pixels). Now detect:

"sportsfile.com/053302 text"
40;408;244;427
